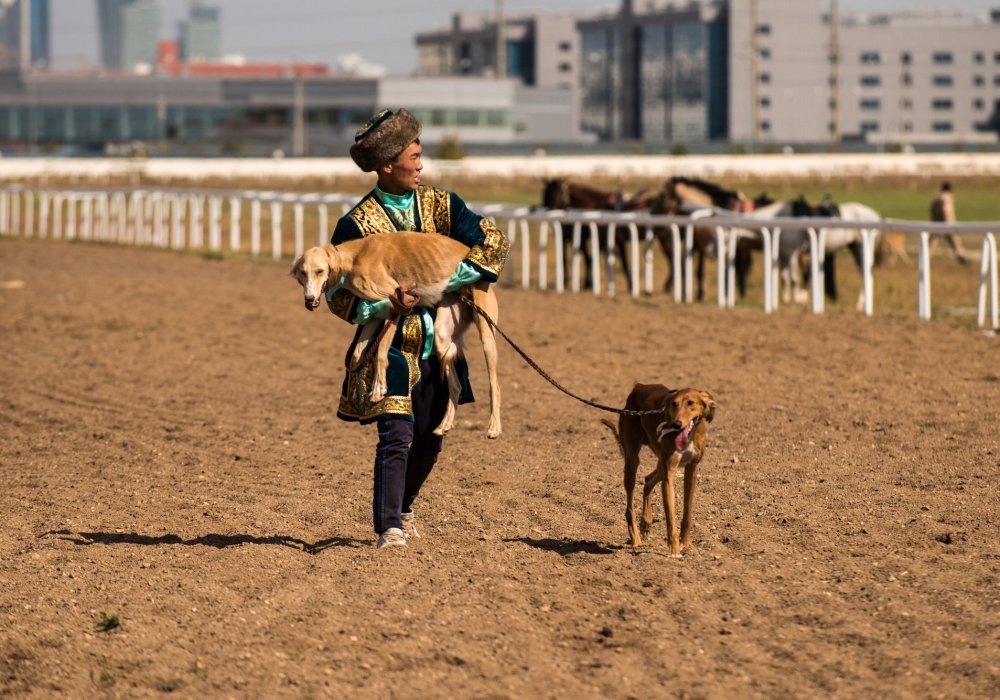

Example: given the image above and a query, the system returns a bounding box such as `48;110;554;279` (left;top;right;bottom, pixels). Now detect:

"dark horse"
651;176;772;301
540;178;651;289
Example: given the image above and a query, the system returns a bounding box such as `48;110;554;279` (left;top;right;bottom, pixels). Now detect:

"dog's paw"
369;382;387;404
486;418;502;439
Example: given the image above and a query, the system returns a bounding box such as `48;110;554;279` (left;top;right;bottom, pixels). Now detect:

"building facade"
0;71;586;156
577;0;728;145
97;0;159;71
838;10;1000;144
415;10;578;90
179;2;221;62
727;0;830;144
0;0;49;70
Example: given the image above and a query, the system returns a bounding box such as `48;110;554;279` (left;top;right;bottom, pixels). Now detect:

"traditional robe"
329;185;509;423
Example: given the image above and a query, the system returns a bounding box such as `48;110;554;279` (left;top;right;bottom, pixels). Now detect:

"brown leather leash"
458;295;664;417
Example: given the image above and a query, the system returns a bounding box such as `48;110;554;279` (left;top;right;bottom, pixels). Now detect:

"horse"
740;196;881;307
800;197;883;308
539;178;651;289
653;177;772;301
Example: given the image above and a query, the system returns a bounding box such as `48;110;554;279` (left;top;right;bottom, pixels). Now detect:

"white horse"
801;200;882;309
735;198;881;306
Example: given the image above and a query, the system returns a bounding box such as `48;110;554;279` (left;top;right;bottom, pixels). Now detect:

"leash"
458;295;664;417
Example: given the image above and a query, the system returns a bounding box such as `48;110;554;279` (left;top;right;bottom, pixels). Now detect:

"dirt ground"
1;238;997;699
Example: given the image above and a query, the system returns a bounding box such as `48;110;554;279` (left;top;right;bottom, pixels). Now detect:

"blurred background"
0;0;998;158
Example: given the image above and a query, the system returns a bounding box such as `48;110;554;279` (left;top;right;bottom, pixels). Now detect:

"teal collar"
374;186;415;209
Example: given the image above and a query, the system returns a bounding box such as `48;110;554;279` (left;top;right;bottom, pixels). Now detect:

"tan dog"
603;385;716;555
290;232;501;439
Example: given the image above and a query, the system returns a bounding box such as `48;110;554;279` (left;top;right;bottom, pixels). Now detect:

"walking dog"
603;385;716;555
290;232;501;438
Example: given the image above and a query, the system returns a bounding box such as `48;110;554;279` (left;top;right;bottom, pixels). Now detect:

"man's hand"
388;287;420;316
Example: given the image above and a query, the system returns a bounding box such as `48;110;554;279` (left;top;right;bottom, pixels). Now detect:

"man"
930;181;971;265
327;109;509;549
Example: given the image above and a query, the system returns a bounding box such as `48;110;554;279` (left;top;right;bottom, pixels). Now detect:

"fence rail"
1;184;996;328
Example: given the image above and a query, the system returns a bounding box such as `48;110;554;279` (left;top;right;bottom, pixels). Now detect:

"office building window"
974;75;985;87
901;52;911;65
757;24;771;35
932;52;953;64
860;75;880;87
860;51;880;64
973;98;985;110
559;41;571;52
759;47;771;60
901;73;912;87
932;99;953;110
932;121;953;132
994;75;1000;86
860;121;879;133
994;52;1000;63
759;72;771;84
860;98;880;110
932;75;953;87
760;96;771;108
901;98;913;110
558;62;571;72
902;122;913;133
760;120;771;132
973;52;984;64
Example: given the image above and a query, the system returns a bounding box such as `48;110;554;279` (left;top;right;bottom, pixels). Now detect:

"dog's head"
657;388;716;452
290;246;340;311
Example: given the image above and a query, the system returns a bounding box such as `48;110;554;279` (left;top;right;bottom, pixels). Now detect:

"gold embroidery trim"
466;218;510;277
353;197;397;236
337;313;425;420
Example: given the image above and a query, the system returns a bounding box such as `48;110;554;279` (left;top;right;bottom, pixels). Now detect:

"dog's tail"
600;418;624;457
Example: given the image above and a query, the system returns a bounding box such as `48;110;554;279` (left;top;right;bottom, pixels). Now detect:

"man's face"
380;141;422;194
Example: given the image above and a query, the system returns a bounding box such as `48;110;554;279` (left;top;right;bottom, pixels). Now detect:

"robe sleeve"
448;192;510;283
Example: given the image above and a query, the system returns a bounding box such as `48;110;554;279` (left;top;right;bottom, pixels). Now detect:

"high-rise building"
97;0;159;71
179;2;220;62
416;10;578;90
577;0;729;144
0;0;50;70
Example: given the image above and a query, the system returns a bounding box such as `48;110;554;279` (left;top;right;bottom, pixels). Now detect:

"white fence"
0;185;996;328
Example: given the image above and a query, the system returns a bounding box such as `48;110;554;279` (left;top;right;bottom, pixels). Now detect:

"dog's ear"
700;391;717;423
661;389;679;416
323;245;340;273
289;254;304;279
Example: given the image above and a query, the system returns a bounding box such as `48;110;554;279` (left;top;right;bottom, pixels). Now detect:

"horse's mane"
669;176;742;206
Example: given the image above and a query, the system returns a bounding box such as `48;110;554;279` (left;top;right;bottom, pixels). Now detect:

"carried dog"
291;231;501;438
603;385;716;555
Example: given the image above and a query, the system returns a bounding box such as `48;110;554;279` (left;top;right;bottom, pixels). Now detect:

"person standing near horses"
930;182;971;265
327;109;509;549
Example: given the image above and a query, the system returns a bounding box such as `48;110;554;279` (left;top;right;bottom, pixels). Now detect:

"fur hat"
349;109;422;172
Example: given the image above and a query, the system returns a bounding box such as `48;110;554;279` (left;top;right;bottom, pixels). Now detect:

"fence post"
23;190;34;238
628;222;640;298
271;200;283;260
39;191;50;238
227;196;240;251
294;201;305;257
209;196;222;251
977;232;998;329
918;231;931;320
251;198;261;257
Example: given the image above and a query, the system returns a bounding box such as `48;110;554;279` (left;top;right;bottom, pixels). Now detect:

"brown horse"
652;177;769;301
540;178;651;289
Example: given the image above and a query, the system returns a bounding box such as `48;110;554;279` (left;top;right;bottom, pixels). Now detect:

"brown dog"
290;232;501;438
603;385;716;555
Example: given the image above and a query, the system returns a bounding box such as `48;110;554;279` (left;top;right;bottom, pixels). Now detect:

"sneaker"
401;511;420;539
376;527;407;549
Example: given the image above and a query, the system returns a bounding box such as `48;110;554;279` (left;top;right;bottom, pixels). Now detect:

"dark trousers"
373;357;450;534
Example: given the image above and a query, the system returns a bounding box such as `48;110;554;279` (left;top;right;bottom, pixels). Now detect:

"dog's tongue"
675;423;692;452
